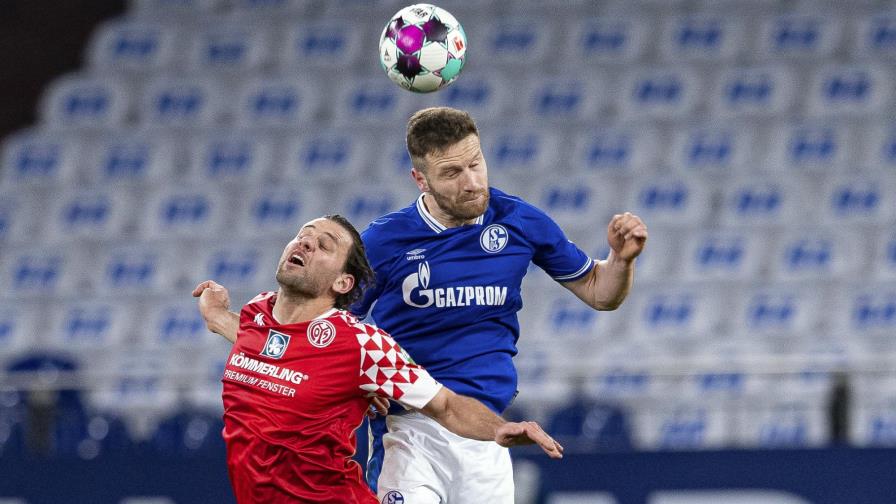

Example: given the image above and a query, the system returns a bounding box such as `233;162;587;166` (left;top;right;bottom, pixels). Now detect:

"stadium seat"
235;186;317;240
0;188;45;245
565;17;647;64
39;74;130;130
280;130;369;182
731;285;822;337
466;17;551;68
426;72;508;122
872;231;896;281
667;123;755;175
718;175;808;227
45;189;132;240
143;300;217;349
140;76;225;128
83;132;179;185
819;175;895;225
479;127;562;187
569;125;660;177
850;380;896;447
86;20;179;73
0;248;81;300
186;242;279;294
233;76;317;129
738;397;830;448
831;285;896;338
710;66;797;118
0;130;82;188
278;20;365;71
527;175;614;229
0;305;36;361
679;229;764;282
626;176;712;226
330;77;410;126
559;225;673;286
755;13;842;60
633;401;732;450
618;67;702;120
851;11;896;60
861;122;896;170
186;23;270;74
658;14;745;62
806;64;892;118
185;130;275;182
47;301;134;351
140;187;228;239
519;77;605;123
764;122;851;172
770;229;859;282
336;183;419;231
626;285;723;340
93;243;179;295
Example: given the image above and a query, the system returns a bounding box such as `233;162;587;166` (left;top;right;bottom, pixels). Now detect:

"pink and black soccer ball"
379;4;467;93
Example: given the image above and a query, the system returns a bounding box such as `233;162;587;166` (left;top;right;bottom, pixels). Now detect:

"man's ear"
411;167;428;193
333;273;355;296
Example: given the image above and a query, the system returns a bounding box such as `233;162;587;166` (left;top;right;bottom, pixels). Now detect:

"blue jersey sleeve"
523;204;594;282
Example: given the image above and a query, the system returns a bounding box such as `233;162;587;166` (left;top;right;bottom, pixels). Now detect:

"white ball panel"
412;72;443;93
419;42;449;72
399;4;434;24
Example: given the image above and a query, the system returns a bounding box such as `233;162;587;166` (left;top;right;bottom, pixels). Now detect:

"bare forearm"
207;311;239;343
422;390;505;441
569;252;635;311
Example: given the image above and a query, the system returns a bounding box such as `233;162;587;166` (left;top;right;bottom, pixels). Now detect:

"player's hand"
366;397;390;419
192;280;231;329
495;421;564;459
607;212;647;262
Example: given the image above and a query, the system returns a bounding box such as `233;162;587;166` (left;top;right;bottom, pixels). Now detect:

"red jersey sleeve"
355;325;442;410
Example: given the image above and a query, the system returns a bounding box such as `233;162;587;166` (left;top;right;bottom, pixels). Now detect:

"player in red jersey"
193;214;562;504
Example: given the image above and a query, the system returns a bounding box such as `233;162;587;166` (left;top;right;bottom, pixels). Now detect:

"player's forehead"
427;134;481;168
297;218;348;243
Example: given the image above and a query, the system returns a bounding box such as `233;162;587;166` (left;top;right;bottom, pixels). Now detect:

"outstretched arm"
192;280;239;343
420;388;564;459
563;212;647;310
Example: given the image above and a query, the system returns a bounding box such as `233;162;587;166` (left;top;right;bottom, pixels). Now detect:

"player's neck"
422;193;477;228
272;289;336;325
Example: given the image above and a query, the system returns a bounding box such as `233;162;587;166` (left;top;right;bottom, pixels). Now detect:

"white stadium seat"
83;131;179;185
632;401;733;450
236;186;318;240
48;301;135;350
627;286;724;340
466;17;551;68
140;76;225;128
562;226;675;285
0;188;44;244
45;189;132;240
679;229;764;282
39;74;129;130
427;72;508;121
526;175;614;229
0;130;82;188
770;229;860;282
140;187;228;239
566;17;648;64
819;175;895;225
280;130;369;182
861;122;896;171
627;176;712;226
86;20;179;73
331;77;410;126
872;231;896;281
569;125;660;177
719;175;808;227
278;20;365;71
93;243;180;295
0;248;82;300
519;76;606;123
186;130;275;183
668;123;756;175
479;127;563;186
188;242;279;294
806;64;892;118
850;379;896;447
731;285;823;337
755;14;842;60
832;285;896;338
711;66;797;118
764;122;852;173
186;23;270;73
737;397;830;448
658;14;745;62
618;67;702;120
143;300;218;348
233;76;318;129
0;305;38;359
852;11;896;60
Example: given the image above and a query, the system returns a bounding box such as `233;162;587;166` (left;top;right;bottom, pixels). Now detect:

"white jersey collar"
415;193;485;233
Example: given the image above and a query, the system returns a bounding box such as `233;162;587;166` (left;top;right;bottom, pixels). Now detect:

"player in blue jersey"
199;107;647;503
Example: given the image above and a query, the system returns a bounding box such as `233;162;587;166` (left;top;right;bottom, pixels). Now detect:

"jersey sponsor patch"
402;261;508;308
307;319;336;348
260;330;290;359
480;224;509;253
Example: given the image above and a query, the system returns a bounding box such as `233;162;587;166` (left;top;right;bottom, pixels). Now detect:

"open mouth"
288;254;305;267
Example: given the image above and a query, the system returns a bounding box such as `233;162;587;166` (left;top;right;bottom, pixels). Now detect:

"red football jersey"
221;292;442;503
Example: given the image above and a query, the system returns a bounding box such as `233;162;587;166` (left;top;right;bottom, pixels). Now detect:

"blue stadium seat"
278;20;364;70
46;189;131;240
86;20;178;73
281;130;368;181
806;64;892;118
186;24;269;73
668;123;755;175
95;244;178;294
618;67;701;120
140;76;224;128
1;130;82;187
234;76;316;129
39;74;129;130
49;301;134;350
569;126;659;177
84;132;179;185
627;176;712;226
765;122;851;172
186;131;274;182
711;66;796;118
771;229;857;282
755;14;842;60
566;17;648;64
141;187;227;238
236;186;316;240
679;230;763;282
658;14;744;62
719;176;807;227
852;11;896;60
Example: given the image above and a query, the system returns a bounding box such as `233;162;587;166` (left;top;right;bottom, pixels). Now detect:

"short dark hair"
324;214;375;310
406;107;479;171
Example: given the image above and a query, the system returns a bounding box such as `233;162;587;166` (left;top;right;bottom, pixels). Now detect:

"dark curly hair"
324;214;375;310
406;107;479;171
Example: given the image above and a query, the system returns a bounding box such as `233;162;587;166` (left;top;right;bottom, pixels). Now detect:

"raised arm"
192;280;239;343
562;212;647;310
420;387;563;459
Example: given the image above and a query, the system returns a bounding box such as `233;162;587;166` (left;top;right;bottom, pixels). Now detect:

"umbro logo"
406;248;426;261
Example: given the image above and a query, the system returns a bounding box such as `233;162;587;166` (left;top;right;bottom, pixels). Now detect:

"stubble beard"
429;186;489;222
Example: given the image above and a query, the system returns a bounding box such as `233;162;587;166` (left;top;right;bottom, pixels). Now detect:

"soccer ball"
379;4;467;93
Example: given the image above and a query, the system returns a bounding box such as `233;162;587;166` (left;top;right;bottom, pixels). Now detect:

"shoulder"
489;187;554;222
362;203;418;245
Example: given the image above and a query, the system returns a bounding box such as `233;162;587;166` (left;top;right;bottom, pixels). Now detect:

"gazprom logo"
402;262;434;308
260;330;290;359
401;261;507;309
480;224;509;253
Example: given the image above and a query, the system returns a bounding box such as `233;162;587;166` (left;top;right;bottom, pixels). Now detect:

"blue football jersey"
352;187;593;413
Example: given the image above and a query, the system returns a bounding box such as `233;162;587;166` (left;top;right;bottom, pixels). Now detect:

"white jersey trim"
553;257;596;282
416;193;486;233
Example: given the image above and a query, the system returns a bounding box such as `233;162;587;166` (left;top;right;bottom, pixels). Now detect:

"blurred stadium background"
1;0;896;502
